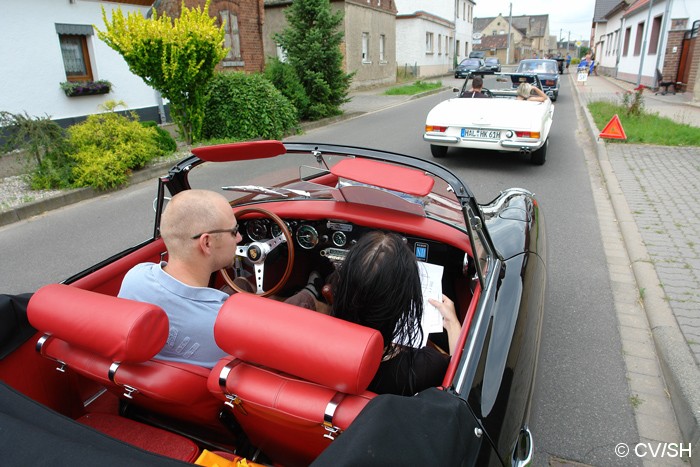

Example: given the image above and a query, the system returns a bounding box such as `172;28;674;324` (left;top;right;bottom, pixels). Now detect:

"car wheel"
430;144;448;158
531;139;547;165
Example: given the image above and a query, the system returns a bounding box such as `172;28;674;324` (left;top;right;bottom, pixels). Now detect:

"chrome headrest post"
322;392;345;440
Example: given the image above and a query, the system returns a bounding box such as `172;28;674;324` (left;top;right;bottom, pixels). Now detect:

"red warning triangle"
599;114;627;140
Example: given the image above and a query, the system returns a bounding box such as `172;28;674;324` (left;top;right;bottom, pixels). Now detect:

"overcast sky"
473;0;595;43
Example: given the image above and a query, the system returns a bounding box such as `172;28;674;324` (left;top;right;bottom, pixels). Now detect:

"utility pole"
567;31;570;57
506;2;512;64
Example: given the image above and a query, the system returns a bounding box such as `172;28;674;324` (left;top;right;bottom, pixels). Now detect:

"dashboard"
240;217;467;272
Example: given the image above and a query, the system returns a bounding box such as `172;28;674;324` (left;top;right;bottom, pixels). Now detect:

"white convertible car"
424;73;554;165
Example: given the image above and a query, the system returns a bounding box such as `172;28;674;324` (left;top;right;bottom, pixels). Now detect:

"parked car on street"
424;73;555;165
1;140;545;466
515;59;560;101
485;57;501;72
455;58;486;78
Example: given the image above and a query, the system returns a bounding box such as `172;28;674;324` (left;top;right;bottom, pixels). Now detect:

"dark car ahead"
515;59;560;101
455;58;486;78
484;57;501;72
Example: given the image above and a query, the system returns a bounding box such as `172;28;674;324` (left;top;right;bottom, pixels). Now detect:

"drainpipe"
653;0;673;81
636;0;655;86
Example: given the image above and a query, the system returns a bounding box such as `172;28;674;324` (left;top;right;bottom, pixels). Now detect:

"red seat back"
208;294;384;466
27;284;223;431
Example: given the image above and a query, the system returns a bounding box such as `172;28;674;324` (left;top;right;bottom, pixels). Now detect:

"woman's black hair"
331;231;424;358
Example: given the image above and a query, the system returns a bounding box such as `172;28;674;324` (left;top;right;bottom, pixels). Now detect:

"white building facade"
592;0;700;96
1;0;165;126
395;0;475;77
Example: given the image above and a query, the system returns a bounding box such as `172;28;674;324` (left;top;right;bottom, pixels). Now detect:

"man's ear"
196;234;212;255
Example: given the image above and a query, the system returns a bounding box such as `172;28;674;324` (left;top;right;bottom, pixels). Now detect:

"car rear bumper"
424;133;544;151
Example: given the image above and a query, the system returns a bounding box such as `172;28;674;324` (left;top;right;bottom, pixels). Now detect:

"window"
56;24;95;82
633;21;644;56
426;32;434;53
648;15;663;54
438;34;442;54
379;34;386;62
623;27;631;56
220;10;242;65
456;40;461;56
456;0;460;18
59;35;93;81
362;32;370;62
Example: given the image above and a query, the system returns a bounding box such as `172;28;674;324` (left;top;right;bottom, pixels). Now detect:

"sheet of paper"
418;262;444;346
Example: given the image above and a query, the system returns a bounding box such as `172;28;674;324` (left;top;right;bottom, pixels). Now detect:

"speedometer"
295;225;319;249
246;219;268;241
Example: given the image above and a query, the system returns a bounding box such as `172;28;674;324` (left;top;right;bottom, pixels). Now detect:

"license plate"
461;128;500;140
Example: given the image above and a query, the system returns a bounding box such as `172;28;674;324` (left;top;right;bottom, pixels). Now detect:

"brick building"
157;0;266;73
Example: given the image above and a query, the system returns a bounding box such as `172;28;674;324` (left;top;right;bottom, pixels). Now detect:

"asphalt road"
289;77;641;466
0;76;640;465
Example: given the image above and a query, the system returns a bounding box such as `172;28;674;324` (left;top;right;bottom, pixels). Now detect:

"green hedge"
202;72;298;141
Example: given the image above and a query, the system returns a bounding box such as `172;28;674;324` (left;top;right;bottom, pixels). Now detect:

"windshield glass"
485;58;498;64
460;59;480;66
184;149;468;232
517;60;557;73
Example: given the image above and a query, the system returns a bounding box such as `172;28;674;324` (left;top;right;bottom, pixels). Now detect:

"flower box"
60;80;112;97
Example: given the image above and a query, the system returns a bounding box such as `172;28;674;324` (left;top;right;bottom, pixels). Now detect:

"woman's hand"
428;295;462;355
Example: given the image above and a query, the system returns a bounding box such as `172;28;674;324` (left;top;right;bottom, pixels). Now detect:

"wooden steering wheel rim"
220;207;294;297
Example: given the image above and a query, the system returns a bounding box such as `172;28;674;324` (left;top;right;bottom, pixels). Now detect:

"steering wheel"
220;208;295;297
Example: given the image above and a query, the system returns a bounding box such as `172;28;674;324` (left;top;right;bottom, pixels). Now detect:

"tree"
98;1;227;143
274;0;353;120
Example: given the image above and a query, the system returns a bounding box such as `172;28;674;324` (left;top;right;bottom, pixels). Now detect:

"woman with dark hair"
331;231;462;396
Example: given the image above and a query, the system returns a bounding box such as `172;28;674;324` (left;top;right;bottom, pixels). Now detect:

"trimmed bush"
202;72;298;141
68;112;165;190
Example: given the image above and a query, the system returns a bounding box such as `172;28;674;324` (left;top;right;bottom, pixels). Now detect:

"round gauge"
270;221;291;238
295;225;319;249
332;231;347;247
246;219;268;241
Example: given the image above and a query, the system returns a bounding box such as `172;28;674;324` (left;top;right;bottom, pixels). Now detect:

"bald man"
119;189;317;368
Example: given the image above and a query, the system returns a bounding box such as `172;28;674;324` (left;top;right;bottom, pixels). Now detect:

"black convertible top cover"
0;382;188;466
0;293;34;359
311;387;477;466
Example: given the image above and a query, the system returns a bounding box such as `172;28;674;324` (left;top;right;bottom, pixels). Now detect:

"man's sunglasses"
191;224;239;239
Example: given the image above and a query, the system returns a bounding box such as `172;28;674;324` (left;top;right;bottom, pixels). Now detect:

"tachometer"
270;221;291;238
246;219;268;241
295;225;319;249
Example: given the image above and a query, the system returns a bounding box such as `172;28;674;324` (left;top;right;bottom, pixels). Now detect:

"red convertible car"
0;141;545;466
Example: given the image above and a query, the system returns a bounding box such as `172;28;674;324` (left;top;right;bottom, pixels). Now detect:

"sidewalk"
573;72;700;464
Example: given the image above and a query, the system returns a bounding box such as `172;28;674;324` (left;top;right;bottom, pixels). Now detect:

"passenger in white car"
516;82;549;102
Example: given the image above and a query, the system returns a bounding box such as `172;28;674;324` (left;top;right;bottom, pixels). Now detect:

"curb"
572;73;700;465
0;160;177;228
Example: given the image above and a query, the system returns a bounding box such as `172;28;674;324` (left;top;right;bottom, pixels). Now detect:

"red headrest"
214;294;383;394
27;284;168;363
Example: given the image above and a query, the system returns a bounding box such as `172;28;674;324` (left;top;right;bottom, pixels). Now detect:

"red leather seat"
27;284;225;442
208;293;384;467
